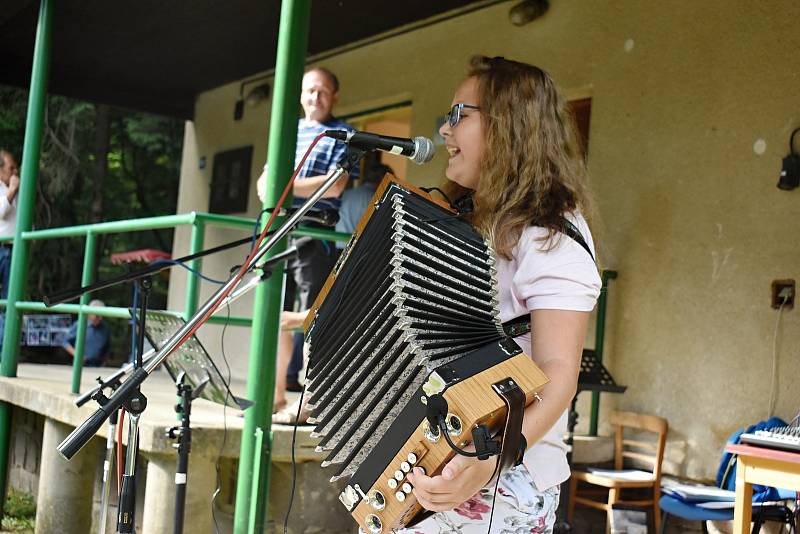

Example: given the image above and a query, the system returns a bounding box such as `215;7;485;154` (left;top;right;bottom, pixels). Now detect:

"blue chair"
659;491;796;533
659;417;797;533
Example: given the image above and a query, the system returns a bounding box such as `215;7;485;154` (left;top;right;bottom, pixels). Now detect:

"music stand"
140;310;250;409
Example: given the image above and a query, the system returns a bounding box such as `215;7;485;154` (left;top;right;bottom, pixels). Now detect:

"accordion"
303;178;549;533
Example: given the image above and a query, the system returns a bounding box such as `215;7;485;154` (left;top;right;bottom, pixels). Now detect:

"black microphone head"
411;137;435;165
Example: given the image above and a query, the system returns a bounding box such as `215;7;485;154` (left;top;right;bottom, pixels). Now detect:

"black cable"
485;461;502;534
437;417;491;458
283;385;307;534
211;304;232;534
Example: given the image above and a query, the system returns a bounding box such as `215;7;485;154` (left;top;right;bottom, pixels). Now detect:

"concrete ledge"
2;364;332;533
0;364;244;458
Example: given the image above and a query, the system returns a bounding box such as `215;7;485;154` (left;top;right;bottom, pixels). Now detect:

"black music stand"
141;310;250;409
139;310;250;533
554;349;627;533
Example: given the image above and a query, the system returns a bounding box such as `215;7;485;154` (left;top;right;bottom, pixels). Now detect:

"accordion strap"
491;378;527;478
501;218;596;338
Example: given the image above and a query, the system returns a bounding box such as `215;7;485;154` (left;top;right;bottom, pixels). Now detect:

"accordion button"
395;491;406;502
402;482;412;493
407;452;418;464
387;478;398;489
394;470;404;481
400;461;411;472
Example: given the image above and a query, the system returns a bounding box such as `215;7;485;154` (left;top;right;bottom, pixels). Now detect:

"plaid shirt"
293;117;359;210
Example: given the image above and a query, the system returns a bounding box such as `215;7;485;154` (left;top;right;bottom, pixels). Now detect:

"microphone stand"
56;144;365;477
98;394;120;534
167;371;209;534
117;276;152;533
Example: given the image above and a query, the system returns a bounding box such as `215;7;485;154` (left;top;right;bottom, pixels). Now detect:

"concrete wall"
172;0;800;480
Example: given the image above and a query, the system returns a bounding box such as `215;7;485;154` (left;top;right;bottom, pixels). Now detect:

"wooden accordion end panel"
303;179;549;533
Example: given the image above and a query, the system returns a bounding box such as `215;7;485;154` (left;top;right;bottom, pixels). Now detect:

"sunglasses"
445;103;481;128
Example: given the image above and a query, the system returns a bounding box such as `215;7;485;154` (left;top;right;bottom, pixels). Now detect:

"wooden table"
725;443;800;533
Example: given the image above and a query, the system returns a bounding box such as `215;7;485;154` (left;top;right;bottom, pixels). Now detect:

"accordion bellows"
304;178;548;532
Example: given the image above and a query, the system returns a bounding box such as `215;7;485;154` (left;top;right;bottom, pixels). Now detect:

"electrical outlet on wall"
771;279;795;309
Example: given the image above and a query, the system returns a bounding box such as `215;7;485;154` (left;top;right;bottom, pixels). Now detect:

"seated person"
63;299;110;367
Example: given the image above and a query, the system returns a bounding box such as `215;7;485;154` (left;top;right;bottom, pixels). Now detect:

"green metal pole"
247;428;264;534
233;1;310;531
589;270;617;436
184;221;205;318
0;0;54;513
70;232;98;393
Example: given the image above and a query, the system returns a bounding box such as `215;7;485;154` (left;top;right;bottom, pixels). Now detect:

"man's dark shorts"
283;238;338;312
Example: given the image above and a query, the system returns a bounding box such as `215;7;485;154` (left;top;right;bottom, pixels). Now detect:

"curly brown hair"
445;56;593;259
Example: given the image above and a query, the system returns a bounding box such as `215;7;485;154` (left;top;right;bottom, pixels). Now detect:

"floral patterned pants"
389;465;560;534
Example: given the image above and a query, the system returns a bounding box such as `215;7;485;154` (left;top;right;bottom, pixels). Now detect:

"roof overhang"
0;1;498;119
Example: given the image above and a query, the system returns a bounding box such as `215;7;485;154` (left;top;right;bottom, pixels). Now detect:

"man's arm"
292;172;348;198
7;174;19;204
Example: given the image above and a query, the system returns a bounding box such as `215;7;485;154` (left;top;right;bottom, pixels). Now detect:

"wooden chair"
567;411;669;533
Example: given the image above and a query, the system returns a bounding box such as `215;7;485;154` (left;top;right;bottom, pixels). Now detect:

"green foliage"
2;489;35;518
0;516;34;533
0;84;183;362
0;488;35;531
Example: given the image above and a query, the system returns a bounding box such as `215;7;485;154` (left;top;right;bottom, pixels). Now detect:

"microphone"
325;130;435;165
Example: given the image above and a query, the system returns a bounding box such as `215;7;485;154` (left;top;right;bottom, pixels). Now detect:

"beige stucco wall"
172;0;800;480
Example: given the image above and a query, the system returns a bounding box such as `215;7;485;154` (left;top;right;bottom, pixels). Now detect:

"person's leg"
274;261;298;412
273;240;335;424
286;331;304;390
0;247;11;356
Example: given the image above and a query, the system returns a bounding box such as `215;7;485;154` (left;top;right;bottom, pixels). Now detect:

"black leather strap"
560;217;594;262
491;377;527;477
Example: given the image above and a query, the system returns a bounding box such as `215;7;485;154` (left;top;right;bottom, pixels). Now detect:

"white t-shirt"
0;181;17;238
494;212;601;490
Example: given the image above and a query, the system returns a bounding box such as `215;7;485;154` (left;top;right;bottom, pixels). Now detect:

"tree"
0;85;183;360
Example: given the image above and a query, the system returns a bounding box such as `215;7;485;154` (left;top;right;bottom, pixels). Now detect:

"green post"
184;220;205;318
589;270;617;436
70;232;98;393
0;0;54;513
233;1;310;531
247;427;264;534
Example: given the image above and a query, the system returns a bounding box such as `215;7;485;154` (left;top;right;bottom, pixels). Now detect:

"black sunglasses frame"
446;103;480;128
